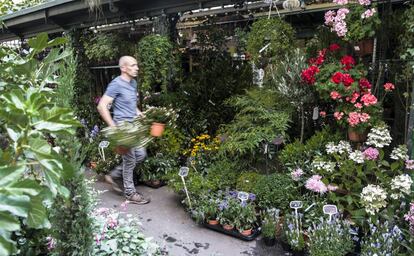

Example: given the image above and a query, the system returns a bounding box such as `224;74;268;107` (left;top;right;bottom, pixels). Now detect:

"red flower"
359;78;371;90
384;82;395;91
301;66;320;85
341;55;355;70
319;111;327;117
331;72;343;84
329;43;340;51
342;74;354;87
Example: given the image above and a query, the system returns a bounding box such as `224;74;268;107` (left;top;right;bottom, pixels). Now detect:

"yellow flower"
191;138;196;142
191;152;196;157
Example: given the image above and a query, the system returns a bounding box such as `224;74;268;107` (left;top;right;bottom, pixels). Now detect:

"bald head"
119;56;139;79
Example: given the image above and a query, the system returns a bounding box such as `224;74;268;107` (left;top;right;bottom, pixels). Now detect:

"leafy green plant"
219;88;292;158
143;106;177;125
0;33;80;255
192;192;220;223
236;171;262;193
136;34;181;92
253;173;300;212
262;220;276;239
283;214;305;252
139;154;177;181
246;18;296;65
95;150;121;175
83;33;120;63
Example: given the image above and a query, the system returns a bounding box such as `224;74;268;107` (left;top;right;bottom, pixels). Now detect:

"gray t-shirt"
104;76;138;123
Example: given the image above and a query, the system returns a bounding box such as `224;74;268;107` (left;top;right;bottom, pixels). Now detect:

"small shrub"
236;171;262;193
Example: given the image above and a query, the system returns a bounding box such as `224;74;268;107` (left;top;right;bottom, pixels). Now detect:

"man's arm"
97;95;116;127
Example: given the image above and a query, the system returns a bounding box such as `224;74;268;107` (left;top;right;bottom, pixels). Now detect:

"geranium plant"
301;44;395;132
325;0;380;42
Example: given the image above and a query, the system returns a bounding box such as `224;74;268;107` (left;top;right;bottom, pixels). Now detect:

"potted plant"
143;106;177;137
307;218;355;256
283;214;306;255
235;202;257;236
218;197;240;231
262;220;276;246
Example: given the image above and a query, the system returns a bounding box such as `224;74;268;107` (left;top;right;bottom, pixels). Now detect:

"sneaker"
104;175;124;194
126;192;150;205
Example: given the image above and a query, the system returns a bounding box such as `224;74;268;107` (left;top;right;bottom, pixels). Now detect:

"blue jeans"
110;147;147;195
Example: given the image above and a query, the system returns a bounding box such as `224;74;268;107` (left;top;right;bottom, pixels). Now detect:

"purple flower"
363;147;379;160
228;191;237;199
90;125;100;138
219;200;228;211
80;118;87;127
248;193;256;201
405;160;414;170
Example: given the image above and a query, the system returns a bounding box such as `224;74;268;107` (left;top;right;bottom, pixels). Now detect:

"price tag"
290;201;303;209
99;141;110;148
237;191;249;202
179;167;189;177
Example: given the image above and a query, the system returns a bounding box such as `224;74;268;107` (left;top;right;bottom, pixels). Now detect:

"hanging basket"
150;122;165;137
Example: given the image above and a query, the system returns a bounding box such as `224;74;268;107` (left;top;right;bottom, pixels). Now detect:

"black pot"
263;237;276;246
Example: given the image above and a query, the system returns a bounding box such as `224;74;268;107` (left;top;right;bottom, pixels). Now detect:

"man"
97;56;150;205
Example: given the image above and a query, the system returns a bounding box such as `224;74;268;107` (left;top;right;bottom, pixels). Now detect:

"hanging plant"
246;18;296;65
136;34;180;92
83;33;120;63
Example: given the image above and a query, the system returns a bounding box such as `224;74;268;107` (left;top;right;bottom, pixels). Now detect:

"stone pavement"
94;177;288;256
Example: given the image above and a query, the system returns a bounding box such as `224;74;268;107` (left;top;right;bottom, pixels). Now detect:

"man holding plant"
97;56;150;205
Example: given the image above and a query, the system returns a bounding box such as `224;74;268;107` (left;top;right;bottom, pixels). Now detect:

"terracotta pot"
114;145;130;155
348;129;367;143
150;122;165;137
222;224;234;231
89;161;97;169
240;229;252;236
208;219;219;225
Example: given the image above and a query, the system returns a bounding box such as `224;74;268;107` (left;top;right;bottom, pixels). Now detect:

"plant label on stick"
323;204;338;223
290;200;303;236
178;167;192;209
312;107;319;120
237;191;249;202
98;141;110;161
179;166;189;177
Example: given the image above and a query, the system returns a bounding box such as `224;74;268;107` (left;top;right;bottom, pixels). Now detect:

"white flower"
390;174;413;199
361;185;387;215
390;145;409;161
366;126;392;148
326;141;352;155
349;150;365;164
312;159;336;173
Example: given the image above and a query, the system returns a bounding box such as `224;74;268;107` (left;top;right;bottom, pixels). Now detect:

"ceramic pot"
208;219;219;225
150;122;165;137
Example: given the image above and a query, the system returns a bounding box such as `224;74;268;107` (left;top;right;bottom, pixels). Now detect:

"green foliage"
0;0;45;16
139;154;177;181
0;33;80;255
147;128;185;158
204;159;241;190
55;46;77;108
219;88;292;157
305;26;344;59
253;173;299;212
137;34;181;92
95;150;121;175
83;33;120;63
261;220;276;239
279;128;342;170
345;4;381;42
236;172;262;193
192;192;220;223
246;18;296;65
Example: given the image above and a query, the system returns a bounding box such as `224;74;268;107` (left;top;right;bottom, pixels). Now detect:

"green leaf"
0;194;30;217
34;121;75;132
0;165;25;187
28;33;49;52
0;212;20;231
0;231;15;256
391;162;399;171
27;196;51;229
7;179;42;196
5;127;19;142
47;37;67;48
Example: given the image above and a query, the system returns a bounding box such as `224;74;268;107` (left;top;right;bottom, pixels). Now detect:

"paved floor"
94;176;288;256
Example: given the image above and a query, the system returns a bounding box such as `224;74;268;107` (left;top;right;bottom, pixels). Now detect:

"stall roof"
0;0;248;41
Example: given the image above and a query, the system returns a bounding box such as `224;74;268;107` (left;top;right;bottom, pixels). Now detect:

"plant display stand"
202;223;260;241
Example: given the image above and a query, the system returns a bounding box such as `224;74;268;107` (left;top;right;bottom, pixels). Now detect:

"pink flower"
333;0;348;5
384;82;395;91
334;20;348;37
358;0;371;6
120;201;129;211
334;111;344;120
330;91;342;100
363;147;379;160
291;168;304;181
325;10;336;26
406;160;414;170
347;112;360;127
360;93;378;106
336;8;350;20
46;236;56;251
320;111;327;117
359;112;370;122
361;8;376;19
327;185;338;191
354;103;363;109
305;175;328;194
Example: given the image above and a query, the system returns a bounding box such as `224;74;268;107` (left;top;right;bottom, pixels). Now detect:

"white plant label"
179;166;189;177
312;107;319;120
237;191;249;202
290;201;303;209
98;141;110;161
323;204;338;223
